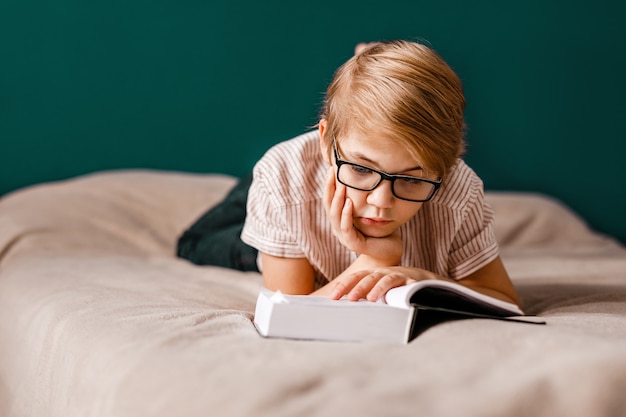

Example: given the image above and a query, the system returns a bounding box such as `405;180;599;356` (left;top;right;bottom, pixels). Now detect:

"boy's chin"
355;226;396;239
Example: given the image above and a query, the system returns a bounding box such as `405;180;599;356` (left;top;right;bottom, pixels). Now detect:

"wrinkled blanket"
1;170;625;417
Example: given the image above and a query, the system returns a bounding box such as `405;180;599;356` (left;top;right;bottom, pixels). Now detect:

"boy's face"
332;131;435;238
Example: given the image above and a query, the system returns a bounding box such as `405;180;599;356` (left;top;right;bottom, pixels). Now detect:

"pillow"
486;191;614;249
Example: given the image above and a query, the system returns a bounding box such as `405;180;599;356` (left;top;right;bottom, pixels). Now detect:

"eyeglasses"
333;141;442;202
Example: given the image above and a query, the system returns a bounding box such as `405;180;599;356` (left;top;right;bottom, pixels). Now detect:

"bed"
1;169;625;417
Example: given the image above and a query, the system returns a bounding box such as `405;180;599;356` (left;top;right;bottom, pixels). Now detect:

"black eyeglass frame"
332;141;442;203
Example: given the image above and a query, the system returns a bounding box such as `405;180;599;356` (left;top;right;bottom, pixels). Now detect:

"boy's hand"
323;169;402;265
330;266;434;302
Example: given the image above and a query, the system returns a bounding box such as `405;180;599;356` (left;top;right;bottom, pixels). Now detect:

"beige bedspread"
1;170;625;417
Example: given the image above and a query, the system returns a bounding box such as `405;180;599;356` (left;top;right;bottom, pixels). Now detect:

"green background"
1;1;625;243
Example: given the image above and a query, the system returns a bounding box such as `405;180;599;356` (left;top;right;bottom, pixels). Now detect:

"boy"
180;40;520;306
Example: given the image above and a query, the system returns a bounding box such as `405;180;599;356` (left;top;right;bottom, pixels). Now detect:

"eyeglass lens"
337;163;435;201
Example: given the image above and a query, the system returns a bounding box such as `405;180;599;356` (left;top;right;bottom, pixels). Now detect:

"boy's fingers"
329;182;346;231
366;274;410;301
340;198;353;233
347;272;381;301
329;271;364;300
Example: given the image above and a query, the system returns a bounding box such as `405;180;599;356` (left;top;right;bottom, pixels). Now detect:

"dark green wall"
1;1;625;243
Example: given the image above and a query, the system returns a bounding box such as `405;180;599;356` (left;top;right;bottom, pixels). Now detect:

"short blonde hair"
320;40;466;178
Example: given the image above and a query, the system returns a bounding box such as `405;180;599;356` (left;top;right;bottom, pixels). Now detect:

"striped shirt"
241;130;499;288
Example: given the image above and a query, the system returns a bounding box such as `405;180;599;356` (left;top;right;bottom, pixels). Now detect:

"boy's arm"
318;255;520;307
258;249;520;307
452;255;520;306
259;252;316;295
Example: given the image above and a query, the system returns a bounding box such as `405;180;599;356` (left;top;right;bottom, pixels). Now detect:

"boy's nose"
365;179;395;208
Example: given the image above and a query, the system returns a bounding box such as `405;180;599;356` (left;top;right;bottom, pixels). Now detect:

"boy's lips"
358;217;393;227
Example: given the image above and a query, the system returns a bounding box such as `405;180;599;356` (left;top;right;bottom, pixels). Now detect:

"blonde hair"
320;40;466;178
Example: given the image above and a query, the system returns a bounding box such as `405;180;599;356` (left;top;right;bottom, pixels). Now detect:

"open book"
254;280;545;343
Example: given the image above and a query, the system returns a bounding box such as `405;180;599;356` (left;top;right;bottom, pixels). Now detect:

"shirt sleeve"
447;179;499;279
240;160;306;259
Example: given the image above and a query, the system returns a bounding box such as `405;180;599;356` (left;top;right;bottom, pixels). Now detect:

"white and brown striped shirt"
241;130;499;287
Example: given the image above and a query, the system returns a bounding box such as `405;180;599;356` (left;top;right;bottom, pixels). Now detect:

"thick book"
253;280;545;343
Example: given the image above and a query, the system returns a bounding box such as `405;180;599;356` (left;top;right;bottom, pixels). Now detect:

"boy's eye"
398;176;423;185
349;165;375;176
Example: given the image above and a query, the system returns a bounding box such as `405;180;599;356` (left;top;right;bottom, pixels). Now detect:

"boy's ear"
318;119;331;164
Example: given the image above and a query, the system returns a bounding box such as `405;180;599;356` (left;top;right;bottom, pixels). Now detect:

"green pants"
177;174;259;271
